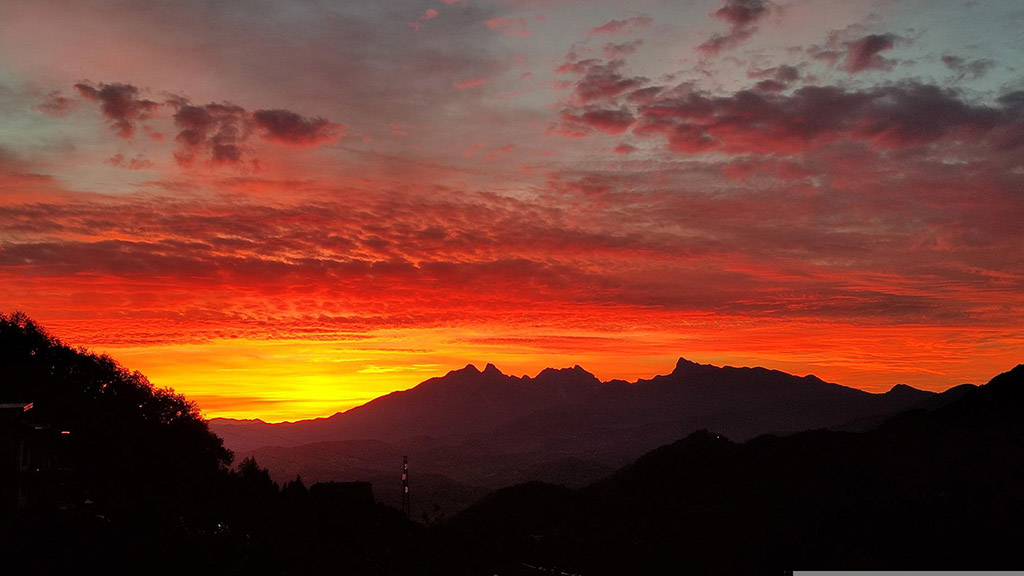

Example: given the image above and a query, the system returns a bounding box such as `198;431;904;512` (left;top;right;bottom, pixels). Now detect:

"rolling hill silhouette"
446;364;1024;574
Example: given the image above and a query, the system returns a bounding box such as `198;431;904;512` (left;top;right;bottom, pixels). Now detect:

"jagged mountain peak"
672;357;704;374
445;362;507;378
455;363;481;375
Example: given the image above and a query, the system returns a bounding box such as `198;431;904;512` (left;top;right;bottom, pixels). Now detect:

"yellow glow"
93;320;1024;422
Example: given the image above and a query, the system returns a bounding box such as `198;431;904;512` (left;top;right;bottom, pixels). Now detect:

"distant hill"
447;363;1024;575
211;358;957;517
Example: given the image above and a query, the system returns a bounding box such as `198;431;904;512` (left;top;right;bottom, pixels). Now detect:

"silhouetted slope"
837;381;975;431
448;364;1024;575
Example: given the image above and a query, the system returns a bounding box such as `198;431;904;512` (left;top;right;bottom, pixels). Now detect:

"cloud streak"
485;17;532;37
587;16;652;36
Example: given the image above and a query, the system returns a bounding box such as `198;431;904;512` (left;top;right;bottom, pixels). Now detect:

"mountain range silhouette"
211;358;965;518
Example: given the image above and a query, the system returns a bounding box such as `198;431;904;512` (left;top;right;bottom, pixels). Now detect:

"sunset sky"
1;0;1022;421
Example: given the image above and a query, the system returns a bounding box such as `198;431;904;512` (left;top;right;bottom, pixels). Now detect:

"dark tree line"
0;313;437;575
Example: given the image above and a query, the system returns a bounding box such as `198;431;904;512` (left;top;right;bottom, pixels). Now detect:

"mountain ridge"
208;356;958;519
210;356;930;430
209;357;943;454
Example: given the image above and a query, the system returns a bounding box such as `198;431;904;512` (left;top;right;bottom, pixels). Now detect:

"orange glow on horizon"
62;319;1024;423
2;1;1022;424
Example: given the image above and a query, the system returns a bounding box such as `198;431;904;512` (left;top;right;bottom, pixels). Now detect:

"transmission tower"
402;455;410;518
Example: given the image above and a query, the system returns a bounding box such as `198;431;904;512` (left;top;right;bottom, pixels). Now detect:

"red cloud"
253;109;344;147
74;82;159;139
104;153;153;170
632;82;1021;154
602;40;643;59
587;16;652;36
410;7;440;29
560;69;1023;158
485;17;532;37
747;64;800;83
712;0;770;26
580;109;635;134
698;0;772;56
74;83;346;166
843;33;899;73
558;108;635;136
809;31;905;75
170;101;252;166
34;90;76;118
560;59;647;104
454;78;487;90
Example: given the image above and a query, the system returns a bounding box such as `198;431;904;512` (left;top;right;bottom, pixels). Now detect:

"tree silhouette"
1;312;235;574
1;313;439;575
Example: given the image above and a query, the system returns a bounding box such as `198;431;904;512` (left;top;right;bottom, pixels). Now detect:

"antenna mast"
402;455;410;518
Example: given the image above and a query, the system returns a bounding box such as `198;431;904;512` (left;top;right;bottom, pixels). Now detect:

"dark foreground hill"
212;359;950;517
445;364;1024;575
